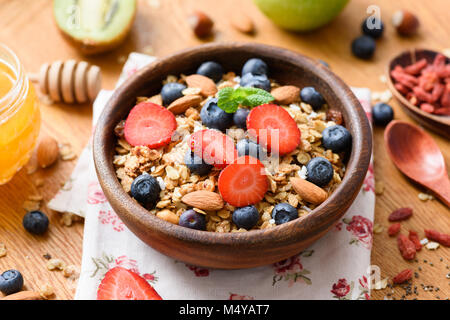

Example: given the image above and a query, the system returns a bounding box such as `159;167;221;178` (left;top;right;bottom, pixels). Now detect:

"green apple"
254;0;350;31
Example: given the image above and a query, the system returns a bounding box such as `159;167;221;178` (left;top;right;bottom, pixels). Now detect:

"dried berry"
188;11;214;38
408;230;422;251
425;229;450;247
397;234;416;260
388;207;413;222
388;223;401;237
326;109;343;125
392;269;413;284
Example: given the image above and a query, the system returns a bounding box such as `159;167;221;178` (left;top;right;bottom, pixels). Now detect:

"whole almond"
1;291;42;300
167;95;203;115
290;177;328;205
181;190;224;211
231;12;255;34
271;86;300;105
185;74;218;97
188;11;214;38
37;136;59;168
156;209;180;225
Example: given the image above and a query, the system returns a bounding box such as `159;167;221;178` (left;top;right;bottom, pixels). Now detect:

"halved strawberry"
190;129;238;169
97;267;162;300
124;102;177;148
218;156;268;207
246;104;301;155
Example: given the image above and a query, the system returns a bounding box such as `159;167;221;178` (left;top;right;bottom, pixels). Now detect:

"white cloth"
49;53;375;300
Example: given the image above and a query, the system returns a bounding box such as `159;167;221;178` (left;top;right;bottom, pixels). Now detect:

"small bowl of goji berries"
387;49;450;139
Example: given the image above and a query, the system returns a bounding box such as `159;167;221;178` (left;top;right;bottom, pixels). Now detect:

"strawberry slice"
97;267;162;300
246;104;301;155
190;129;238;169
124;102;177;148
218;156;268;207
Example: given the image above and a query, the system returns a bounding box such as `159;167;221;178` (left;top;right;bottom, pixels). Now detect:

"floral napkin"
48;53;375;300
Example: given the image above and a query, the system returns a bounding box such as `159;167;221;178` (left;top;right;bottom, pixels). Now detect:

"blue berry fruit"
240;73;271;92
130;174;161;209
200;98;234;131
300;87;326;110
306;157;334;187
322;125;352;153
242;58;268;76
161;82;186;106
0;270;23;295
232;205;259;230
233;108;250;129
23;210;49;235
361;17;384;39
196;61;224;82
351;35;376;60
179;209;206;230
372;103;394;126
184;150;213;176
236;139;266;161
272;203;298;225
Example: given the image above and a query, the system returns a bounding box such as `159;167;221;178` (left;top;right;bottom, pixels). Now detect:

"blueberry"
200;98;234;131
22;210;49;235
322;125;352;153
233;108;250;129
0;270;23;295
351;35;376;60
232;206;259;230
271;203;297;225
300;87;326;110
196;61;224;83
130;173;161;209
372;103;394;126
306;157;334;187
179;209;206;230
161;82;186;106
240;73;271;92
184;150;213;176
242;58;268;76
236;139;267;161
361;17;384;39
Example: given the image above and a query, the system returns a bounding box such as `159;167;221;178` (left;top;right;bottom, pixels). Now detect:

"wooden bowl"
93;43;372;269
387;49;450;139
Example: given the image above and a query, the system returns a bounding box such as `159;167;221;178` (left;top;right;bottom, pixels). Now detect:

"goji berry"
388;223;401;237
408;230;422;251
392;269;413;284
425;229;450;247
397;234;416;260
420;103;435;113
404;59;427;75
388;207;413;222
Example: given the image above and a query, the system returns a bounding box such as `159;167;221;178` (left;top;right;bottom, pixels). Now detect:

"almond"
1;291;42;300
156;209;180;225
181;190;224;211
271;86;300;105
188;11;214;38
230;12;254;34
185;74;218;97
37;136;59;168
290;177;328;205
167;94;203;115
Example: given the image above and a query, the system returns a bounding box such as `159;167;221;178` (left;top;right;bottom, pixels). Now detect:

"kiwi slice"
53;0;137;55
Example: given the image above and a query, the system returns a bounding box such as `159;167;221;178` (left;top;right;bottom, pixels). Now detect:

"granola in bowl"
112;58;350;233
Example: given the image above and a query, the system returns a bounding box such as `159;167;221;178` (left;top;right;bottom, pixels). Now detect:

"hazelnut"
392;10;420;36
188;11;214;38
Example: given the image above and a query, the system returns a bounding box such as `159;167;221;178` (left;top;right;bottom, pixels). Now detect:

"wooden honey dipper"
29;60;102;104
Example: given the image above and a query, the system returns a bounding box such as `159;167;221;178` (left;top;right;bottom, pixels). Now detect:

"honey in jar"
0;44;40;184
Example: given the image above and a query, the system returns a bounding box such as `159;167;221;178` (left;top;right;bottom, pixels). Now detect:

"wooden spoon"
385;120;450;207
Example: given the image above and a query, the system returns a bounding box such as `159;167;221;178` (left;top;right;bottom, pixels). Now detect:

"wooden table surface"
0;0;448;300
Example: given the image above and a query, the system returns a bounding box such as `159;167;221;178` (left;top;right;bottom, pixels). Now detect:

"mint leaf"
217;87;274;113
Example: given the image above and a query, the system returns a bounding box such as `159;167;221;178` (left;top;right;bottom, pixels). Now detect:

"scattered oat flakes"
418;192;434;201
34;178;44;188
375;181;384;195
379;75;388;83
0;243;6;258
425;241;440;250
420;238;429;245
39;284;54;299
47;258;66;271
63;265;78;278
23;200;41;211
59;143;77;161
28;194;43;202
373;277;389;290
373;223;384;234
117;55;127;64
141;45;154;56
25;161;38;175
60;212;82;227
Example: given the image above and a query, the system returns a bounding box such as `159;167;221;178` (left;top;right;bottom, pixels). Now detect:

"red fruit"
190;129;238;169
392;269;413;284
124;102;177;149
388;207;413;222
408;230;422;251
388;223;401;237
97;267;162;300
218;156;268;207
425;229;450;247
246;104;301;156
397;234;416;260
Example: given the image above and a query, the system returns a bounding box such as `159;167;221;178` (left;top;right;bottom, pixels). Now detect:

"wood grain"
0;0;448;299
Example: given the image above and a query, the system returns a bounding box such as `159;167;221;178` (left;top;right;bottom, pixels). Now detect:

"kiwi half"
53;0;137;55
